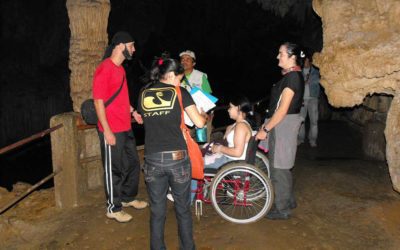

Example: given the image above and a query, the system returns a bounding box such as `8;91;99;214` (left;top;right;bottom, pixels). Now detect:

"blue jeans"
144;151;195;250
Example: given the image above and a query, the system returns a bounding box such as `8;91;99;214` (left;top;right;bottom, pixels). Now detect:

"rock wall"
313;0;400;192
67;0;110;112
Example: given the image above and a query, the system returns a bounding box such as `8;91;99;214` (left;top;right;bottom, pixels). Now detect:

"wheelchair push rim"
255;150;270;178
210;163;274;224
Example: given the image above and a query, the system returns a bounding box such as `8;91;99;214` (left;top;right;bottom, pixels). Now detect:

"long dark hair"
230;95;255;128
282;42;306;67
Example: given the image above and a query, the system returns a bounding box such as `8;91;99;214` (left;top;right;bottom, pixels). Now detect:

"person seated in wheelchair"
191;95;254;201
206;96;254;167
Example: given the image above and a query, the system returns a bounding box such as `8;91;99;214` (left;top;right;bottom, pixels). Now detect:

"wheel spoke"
210;164;273;224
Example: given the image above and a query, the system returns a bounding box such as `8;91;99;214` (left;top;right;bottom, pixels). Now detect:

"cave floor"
1;120;400;249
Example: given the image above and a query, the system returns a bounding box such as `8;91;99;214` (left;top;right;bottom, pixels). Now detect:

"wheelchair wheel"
210;162;274;224
223;152;270;202
255;151;270;177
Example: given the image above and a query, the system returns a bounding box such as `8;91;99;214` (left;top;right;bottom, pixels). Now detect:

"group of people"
91;31;320;249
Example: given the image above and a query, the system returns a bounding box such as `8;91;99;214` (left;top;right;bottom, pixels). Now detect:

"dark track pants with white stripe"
98;130;140;213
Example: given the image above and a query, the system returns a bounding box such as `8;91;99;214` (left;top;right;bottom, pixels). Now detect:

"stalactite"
313;0;400;192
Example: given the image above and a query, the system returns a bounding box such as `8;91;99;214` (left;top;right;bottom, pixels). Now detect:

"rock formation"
313;0;400;192
67;0;110;112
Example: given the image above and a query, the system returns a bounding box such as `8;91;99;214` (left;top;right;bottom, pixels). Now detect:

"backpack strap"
104;75;125;107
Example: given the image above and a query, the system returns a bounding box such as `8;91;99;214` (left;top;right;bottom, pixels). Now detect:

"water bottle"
195;127;207;143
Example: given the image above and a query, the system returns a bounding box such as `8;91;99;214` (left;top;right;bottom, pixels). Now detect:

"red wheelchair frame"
192;137;274;224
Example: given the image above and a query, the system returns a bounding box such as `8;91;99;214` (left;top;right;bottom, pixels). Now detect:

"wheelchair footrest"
195;199;203;218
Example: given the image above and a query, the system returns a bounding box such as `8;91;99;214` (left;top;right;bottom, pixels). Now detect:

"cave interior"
0;0;323;189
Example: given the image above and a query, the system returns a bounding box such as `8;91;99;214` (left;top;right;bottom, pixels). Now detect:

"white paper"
184;90;216;126
191;90;216;113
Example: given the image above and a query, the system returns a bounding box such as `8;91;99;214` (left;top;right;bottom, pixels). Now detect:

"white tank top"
225;120;251;160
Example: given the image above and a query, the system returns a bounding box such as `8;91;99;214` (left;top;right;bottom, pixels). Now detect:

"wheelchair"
193;136;274;224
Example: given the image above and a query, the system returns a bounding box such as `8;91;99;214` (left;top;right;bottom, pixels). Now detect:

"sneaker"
106;211;132;223
310;142;317;147
121;200;149;209
166;193;175;202
297;140;304;146
166;187;174;202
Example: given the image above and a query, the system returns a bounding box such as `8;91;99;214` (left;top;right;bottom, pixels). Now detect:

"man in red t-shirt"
93;31;148;223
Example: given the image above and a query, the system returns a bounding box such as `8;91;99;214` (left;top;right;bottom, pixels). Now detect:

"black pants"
270;167;295;215
269;129;296;215
98;130;140;213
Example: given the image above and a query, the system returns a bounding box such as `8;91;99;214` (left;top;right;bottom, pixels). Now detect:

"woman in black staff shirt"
256;42;305;220
138;59;206;250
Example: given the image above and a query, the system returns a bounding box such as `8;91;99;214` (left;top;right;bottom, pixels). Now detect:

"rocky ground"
1;120;400;249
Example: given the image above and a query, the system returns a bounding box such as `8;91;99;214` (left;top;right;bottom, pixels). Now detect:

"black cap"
111;31;134;45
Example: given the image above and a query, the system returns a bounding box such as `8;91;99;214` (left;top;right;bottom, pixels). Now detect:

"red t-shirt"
92;58;131;133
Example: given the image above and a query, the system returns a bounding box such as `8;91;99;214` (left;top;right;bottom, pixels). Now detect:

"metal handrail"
0;170;62;214
0;124;65;214
0;124;63;155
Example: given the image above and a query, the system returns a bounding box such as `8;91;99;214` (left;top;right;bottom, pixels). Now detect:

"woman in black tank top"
256;42;306;220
